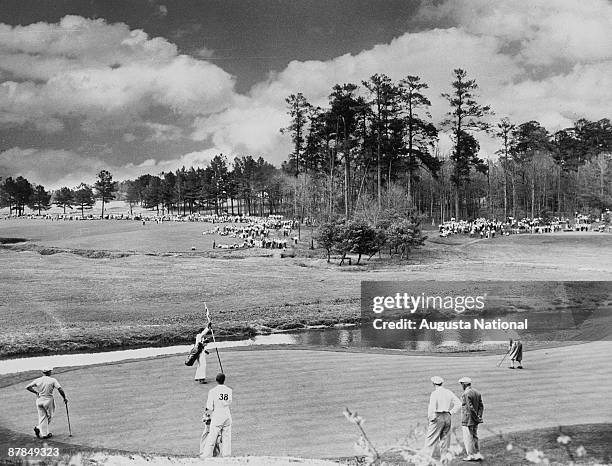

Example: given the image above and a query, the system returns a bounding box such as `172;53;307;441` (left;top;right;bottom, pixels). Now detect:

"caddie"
25;367;68;439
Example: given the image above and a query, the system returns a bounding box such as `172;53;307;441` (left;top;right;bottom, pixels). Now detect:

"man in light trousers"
200;372;232;458
424;376;461;460
459;377;484;461
25;367;68;439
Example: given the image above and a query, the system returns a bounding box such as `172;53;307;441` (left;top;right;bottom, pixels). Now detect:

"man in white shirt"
200;373;232;458
424;376;461;460
25;367;68;439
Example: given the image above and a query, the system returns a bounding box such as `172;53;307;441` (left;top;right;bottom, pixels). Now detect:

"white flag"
205;304;211;322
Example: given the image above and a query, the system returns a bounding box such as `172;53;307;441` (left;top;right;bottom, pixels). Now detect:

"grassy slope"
1;219;611;357
1;342;611;461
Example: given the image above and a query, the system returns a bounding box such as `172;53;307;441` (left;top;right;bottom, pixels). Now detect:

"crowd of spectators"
439;213;609;238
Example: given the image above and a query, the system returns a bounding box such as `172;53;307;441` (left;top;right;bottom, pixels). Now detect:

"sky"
0;0;611;189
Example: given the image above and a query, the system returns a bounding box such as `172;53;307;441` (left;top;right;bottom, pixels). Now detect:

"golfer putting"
25;367;68;439
508;339;523;369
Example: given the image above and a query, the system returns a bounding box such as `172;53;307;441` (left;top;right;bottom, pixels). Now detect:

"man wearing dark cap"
25;367;68;439
200;373;233;458
424;376;461;460
459;377;484;461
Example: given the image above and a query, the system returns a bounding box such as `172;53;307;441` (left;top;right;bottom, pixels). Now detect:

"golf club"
65;400;72;437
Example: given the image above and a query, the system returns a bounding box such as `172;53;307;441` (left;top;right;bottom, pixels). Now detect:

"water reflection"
0;309;604;375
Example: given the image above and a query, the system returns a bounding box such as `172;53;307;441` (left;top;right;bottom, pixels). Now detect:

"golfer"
508;339;523;369
424;376;461;460
200;373;232;458
459;377;484;461
194;322;212;383
25;367;68;439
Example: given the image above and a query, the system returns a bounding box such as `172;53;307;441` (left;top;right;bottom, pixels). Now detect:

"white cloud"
0;147;106;188
191;97;291;156
0;146;221;189
202;0;612;163
142;122;183;142
2;1;612;185
117;149;219;181
0;16;236;135
415;0;612;67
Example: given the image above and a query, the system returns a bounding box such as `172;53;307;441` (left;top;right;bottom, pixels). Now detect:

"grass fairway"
1;217;611;357
1;342;611;461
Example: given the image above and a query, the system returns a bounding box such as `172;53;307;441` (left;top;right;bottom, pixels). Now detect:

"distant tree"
386;218;426;259
2;176;34;216
28;185;52;215
362;73;396;209
125;181;140;215
315;219;342;262
441;69;493;218
334;220;379;265
73;183;95;218
329;83;366;217
142;176;162;213
161;172;177;214
511;121;551;218
208;154;229;214
53;187;74;214
399;75;440;199
281;93;312;176
94;170;117;218
0;177;9;210
495;118;516;219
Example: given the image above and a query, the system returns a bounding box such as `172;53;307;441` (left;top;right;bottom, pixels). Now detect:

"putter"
496;349;511;367
65;400;72;436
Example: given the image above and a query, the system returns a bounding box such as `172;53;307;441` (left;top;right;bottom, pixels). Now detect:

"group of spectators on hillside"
0;212;297;225
204;216;297;250
439;213;610;238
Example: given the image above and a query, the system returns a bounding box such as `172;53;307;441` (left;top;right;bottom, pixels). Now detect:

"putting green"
1;343;611;459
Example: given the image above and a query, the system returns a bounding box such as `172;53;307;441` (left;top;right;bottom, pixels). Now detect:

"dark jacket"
509;340;523;361
461;387;484;426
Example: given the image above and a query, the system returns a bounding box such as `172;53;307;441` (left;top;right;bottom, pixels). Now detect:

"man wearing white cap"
459;377;484;461
25;367;68;439
424;376;461;459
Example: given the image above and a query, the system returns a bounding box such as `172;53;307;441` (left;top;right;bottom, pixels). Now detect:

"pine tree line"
1;69;611;222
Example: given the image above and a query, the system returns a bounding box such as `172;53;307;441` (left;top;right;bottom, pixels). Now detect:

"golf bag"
185;342;204;366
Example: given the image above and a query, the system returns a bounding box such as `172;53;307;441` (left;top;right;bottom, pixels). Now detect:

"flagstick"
205;303;224;374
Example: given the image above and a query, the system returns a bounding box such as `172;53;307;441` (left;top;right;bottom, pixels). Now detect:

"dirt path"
1;341;611;459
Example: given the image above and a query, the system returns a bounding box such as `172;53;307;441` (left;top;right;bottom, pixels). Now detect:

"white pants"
424;412;451;458
201;418;231;457
194;351;206;380
36;397;55;437
462;425;480;457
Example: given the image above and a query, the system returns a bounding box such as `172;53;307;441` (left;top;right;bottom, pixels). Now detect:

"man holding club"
25;367;68;439
508;339;523;369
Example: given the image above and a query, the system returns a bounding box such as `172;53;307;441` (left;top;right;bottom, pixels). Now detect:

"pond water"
2;308;601;375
